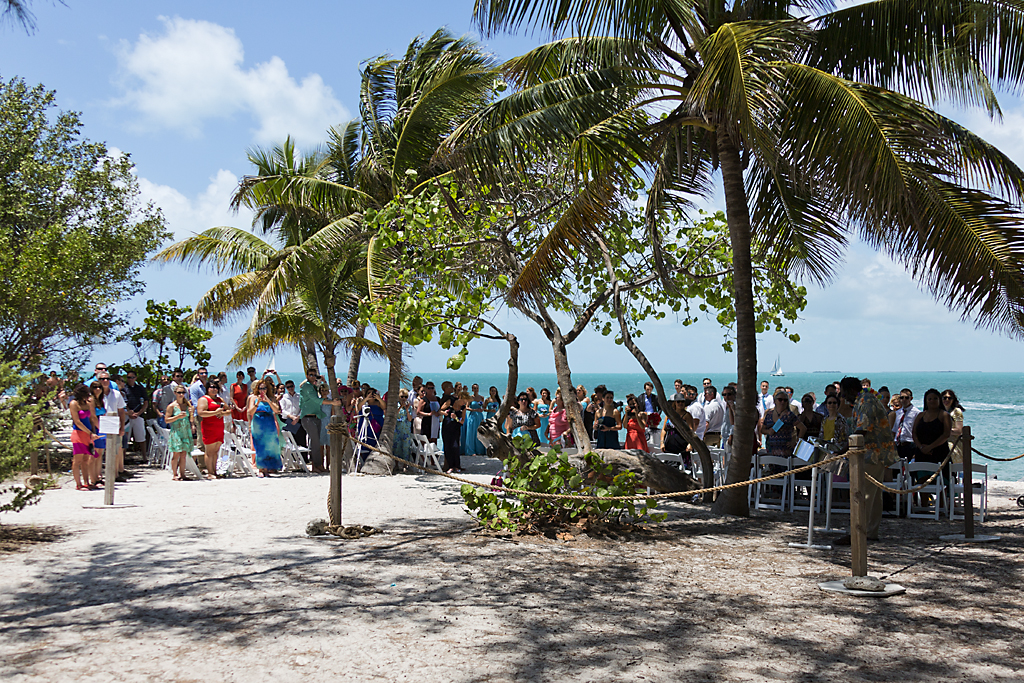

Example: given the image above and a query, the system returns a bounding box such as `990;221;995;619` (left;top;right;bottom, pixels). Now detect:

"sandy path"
1;459;1022;682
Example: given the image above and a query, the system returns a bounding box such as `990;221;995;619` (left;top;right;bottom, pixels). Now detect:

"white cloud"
115;16;349;145
138;169;248;240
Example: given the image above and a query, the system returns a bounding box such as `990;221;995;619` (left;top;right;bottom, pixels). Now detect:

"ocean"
274;370;1024;482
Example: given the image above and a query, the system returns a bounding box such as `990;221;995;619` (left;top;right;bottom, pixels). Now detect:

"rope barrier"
344;434;849;502
863;436;959;495
971;447;1024;462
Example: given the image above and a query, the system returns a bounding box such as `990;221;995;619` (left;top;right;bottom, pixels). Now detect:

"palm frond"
810;0;1024;109
507;173;621;305
152;227;276;274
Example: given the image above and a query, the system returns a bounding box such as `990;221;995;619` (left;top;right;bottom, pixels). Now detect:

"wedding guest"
595;391;622;450
506;392;541;445
197;379;231;479
247;378;283;477
164;384;194;481
942;389;965;463
69;385;97;490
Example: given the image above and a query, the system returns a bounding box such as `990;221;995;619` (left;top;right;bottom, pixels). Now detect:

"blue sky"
3;1;1024;375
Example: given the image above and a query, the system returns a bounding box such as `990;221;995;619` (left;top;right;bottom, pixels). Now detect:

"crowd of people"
52;364;969;516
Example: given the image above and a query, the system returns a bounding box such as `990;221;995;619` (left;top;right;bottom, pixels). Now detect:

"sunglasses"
942;396;953;400
826;401;838;405
175;390;186;395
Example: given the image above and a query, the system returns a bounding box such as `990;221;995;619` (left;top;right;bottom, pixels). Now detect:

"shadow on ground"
0;500;1021;681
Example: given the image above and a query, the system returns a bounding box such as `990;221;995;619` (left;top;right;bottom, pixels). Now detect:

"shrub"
0;363;50;514
461;437;660;533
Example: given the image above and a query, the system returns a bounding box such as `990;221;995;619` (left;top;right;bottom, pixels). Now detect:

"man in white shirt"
684;384;706;439
280;380;302;440
97;372;128;481
702;385;725;447
893;388;920;460
756;380;774;417
786;386;803;414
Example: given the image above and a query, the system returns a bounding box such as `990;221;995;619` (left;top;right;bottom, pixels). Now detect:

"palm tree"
458;0;1024;515
337;28;503;458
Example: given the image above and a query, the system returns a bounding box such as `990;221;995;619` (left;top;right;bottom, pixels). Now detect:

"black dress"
441;404;463;470
595;415;620;449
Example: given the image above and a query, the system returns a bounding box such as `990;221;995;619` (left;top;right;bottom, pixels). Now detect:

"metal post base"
818;580;906;597
789;542;833;550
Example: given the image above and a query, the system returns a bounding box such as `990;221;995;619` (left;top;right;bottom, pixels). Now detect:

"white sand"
1;460;1023;682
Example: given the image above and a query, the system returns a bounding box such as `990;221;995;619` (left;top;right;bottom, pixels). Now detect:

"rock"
843;575;886;592
306;519;329;536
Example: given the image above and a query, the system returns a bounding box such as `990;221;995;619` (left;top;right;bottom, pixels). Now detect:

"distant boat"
770;356;785;377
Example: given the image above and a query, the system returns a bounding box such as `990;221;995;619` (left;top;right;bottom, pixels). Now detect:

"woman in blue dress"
534;388;552;444
462;383;486;456
485;386;501;422
246;378;282;476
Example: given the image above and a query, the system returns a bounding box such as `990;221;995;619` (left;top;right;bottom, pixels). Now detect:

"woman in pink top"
548;388;570;446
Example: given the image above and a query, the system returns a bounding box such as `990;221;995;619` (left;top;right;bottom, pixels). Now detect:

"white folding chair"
789;455;815;513
146;424;169;469
882;460;906;517
948;463;988;523
281;430;310;469
413;435;443;472
906;462;946;520
754;455;791;512
185;450;205;479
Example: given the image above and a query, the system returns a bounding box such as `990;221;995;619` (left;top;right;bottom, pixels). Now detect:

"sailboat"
770;355;785;377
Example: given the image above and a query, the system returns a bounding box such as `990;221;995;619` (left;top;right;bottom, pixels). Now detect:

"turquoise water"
276;370;1024;482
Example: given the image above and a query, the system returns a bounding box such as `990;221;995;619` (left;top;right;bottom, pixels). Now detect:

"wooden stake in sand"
848;434;867;577
328;416;344;527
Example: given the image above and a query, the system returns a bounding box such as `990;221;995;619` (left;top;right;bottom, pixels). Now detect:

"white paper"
99;415;121;434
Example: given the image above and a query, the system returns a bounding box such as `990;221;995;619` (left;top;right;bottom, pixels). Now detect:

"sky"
3;1;1024;376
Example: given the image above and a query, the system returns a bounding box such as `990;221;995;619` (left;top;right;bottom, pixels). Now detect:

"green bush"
461;437;661;532
0;363;50;514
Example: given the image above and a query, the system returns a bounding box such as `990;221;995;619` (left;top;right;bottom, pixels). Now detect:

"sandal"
76;484;89;491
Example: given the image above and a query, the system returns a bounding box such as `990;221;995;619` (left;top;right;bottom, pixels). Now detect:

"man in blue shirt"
189;368;208;414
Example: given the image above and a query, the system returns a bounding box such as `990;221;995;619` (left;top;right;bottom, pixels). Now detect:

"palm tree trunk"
346;323;366;386
300;337;319;375
323;349;344;527
712;127;758;517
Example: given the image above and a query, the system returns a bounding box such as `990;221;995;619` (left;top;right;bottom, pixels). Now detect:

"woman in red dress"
197;379;230;479
623;394;650;452
230;371;249;422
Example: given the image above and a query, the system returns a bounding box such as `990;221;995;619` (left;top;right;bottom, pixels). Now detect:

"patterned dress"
251;400;283;471
167;404;193;453
764;408;799;457
394;406;412;460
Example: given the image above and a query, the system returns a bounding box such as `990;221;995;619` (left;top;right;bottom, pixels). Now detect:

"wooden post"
30;416;40;476
328;416;344;527
848;435;867;577
962;426;974;539
103;437;118;505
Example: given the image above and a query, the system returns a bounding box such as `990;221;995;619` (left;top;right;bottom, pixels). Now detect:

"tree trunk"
346;322;366;386
300;337;319;375
360;337;401;475
494;330;520;428
712;127;758;517
598;237;715;498
611;285;715;499
548;327;592;453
